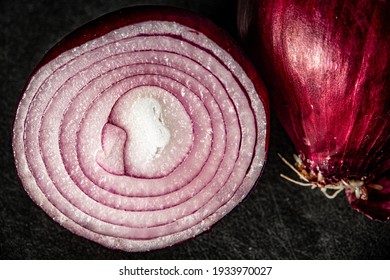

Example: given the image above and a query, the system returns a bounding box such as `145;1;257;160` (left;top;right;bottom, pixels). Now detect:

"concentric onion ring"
13;6;269;251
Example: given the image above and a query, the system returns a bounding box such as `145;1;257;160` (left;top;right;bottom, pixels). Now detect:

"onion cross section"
13;7;269;251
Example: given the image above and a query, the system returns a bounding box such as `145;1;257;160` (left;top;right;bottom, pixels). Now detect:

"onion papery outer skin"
347;160;390;221
238;0;389;220
13;6;269;251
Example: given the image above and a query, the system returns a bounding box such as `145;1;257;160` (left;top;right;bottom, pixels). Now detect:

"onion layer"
238;0;389;220
13;6;269;251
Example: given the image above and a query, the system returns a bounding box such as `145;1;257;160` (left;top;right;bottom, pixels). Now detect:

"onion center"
98;86;194;178
124;97;171;170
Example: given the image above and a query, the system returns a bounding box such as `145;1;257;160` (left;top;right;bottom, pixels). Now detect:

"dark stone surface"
1;0;389;259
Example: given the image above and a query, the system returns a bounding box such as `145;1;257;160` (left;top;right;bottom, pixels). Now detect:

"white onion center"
103;86;193;178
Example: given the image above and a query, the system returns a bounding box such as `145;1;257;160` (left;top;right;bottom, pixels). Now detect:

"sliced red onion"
238;0;389;220
13;6;269;251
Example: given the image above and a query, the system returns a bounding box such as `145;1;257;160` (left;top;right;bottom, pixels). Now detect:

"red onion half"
13;6;269;251
238;0;389;220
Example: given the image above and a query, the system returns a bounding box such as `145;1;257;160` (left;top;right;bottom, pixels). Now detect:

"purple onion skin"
239;0;390;220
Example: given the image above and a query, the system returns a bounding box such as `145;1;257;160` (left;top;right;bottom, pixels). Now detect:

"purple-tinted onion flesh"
13;7;269;251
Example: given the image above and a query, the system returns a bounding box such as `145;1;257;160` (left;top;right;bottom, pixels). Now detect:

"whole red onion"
12;6;269;251
238;0;389;220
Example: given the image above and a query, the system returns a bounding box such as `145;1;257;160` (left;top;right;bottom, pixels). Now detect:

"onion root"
278;153;382;200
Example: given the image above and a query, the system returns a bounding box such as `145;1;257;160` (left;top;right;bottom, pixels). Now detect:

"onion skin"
13;6;269;251
347;161;390;221
238;0;389;220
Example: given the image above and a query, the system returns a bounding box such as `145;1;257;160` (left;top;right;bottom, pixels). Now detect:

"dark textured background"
1;0;389;260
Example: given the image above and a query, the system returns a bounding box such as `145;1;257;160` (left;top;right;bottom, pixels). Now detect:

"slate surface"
1;0;389;259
